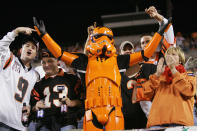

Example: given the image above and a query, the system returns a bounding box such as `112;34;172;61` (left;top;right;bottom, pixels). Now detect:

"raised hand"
33;17;47;37
13;27;35;36
155;57;165;76
145;6;158;18
145;6;164;22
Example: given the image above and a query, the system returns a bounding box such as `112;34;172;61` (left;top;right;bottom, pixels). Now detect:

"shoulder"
31;68;41;81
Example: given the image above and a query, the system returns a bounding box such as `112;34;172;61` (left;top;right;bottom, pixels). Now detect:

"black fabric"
117;54;130;70
92;111;104;129
91;107;115;129
30;70;80;126
141;50;149;62
120;73;147;129
135;63;157;80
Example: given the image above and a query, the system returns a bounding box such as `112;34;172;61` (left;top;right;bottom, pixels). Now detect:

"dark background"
0;0;196;47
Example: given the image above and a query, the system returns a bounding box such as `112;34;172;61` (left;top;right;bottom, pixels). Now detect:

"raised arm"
129;17;172;66
0;27;34;71
33;17;79;65
145;6;175;45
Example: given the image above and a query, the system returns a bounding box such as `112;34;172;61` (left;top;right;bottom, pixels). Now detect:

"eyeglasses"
141;40;150;45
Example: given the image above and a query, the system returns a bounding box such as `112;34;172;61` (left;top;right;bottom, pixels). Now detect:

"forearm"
0;31;16;70
41;34;79;65
0;31;16;51
161;18;175;45
70;99;82;107
129;33;162;66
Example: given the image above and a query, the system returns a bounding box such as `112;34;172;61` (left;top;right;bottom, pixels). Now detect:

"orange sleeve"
41;33;79;65
173;72;196;97
129;52;142;66
141;74;160;99
129;32;162;66
143;33;162;58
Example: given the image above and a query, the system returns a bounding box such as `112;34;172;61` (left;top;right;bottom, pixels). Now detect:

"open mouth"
27;51;32;56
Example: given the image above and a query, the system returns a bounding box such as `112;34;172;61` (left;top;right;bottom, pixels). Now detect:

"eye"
94;34;103;39
107;35;113;40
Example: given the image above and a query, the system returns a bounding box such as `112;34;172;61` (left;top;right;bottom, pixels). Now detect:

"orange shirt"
142;72;196;128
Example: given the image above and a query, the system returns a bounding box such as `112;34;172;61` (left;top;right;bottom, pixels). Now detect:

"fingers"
40;20;45;27
36;101;45;110
33;17;39;27
156;58;165;76
145;6;157;17
158;57;164;66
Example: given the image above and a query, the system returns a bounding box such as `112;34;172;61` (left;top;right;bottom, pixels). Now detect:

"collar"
18;57;32;72
45;68;64;79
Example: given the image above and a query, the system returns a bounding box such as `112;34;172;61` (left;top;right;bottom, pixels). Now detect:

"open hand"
33;17;47;36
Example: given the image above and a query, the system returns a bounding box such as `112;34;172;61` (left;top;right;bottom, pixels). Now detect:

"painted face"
140;36;152;50
41;57;59;76
20;42;37;62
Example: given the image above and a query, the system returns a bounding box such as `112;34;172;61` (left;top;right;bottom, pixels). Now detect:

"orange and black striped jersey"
30;68;81;125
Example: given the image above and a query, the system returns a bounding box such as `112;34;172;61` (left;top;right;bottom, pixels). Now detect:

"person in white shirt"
0;27;39;131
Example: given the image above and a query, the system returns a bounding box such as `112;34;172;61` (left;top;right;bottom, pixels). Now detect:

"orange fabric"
61;52;79;65
144;33;162;58
133;78;151;102
142;72;196;128
84;73;123;130
161;38;172;55
41;34;78;65
34;26;41;36
83;107;124;131
83;113;103;131
85;56;121;87
129;52;142;66
92;107;113;125
129;32;162;66
41;34;62;57
105;107;124;130
3;53;13;70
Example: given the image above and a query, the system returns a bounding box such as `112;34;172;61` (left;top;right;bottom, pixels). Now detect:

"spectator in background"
131;6;176;118
176;32;185;48
190;32;197;49
119;41;147;129
185;57;197;126
119;41;140;77
142;47;196;128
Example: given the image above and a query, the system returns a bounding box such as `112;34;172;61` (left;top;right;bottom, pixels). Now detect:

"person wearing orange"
131;6;176;119
142;47;196;129
33;16;172;131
